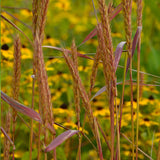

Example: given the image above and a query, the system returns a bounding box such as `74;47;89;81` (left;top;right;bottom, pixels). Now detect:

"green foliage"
1;0;160;159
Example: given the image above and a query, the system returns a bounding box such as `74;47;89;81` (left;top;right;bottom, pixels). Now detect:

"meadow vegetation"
1;0;160;160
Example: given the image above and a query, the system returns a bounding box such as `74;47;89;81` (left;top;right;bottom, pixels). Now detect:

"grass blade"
44;130;79;152
93;118;103;160
90;79;159;102
90;86;106;101
1;14;32;45
43;46;93;60
90;82;123;101
79;3;123;45
1;91;42;123
2;10;31;29
121;133;153;160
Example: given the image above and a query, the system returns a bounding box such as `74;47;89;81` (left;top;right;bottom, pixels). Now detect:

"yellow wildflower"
139;117;159;127
55;0;71;11
111;32;122;38
1;36;12;44
63;122;77;129
46;67;54;71
43;37;59;46
139;98;150;105
86;39;98;47
20;9;32;18
1;49;13;60
21;48;32;59
125;101;137;109
12;150;24;158
93;109;110;117
75;24;87;33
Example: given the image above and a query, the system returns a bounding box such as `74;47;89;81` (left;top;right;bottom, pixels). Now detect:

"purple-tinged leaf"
43;46;93;60
1;127;16;150
44;130;79;152
1;91;42;123
126;26;142;73
114;41;126;71
132;26;142;57
80;3;123;45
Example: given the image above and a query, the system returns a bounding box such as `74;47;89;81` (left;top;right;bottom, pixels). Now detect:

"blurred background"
1;0;160;159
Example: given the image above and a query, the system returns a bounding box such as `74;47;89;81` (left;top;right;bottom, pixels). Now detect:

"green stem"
115;95;120;160
119;52;128;132
116;52;127;160
29;75;35;160
136;37;141;160
130;55;134;160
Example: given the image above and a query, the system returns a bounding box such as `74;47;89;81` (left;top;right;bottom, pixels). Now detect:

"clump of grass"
3;112;11;160
3;34;21;160
71;40;81;160
2;0;160;160
97;0;116;159
12;34;21;158
63;47;103;159
32;0;56;159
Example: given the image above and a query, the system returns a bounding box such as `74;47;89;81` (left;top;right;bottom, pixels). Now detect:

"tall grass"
97;1;116;159
32;0;56;159
1;0;160;160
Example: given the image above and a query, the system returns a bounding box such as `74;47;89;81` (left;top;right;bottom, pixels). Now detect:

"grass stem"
130;55;134;160
29;75;35;160
136;0;142;159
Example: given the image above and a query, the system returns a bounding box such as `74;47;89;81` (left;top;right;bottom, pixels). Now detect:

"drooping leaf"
1;91;42;123
126;26;142;73
114;41;126;71
44;130;79;152
43;46;93;60
80;3;123;45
